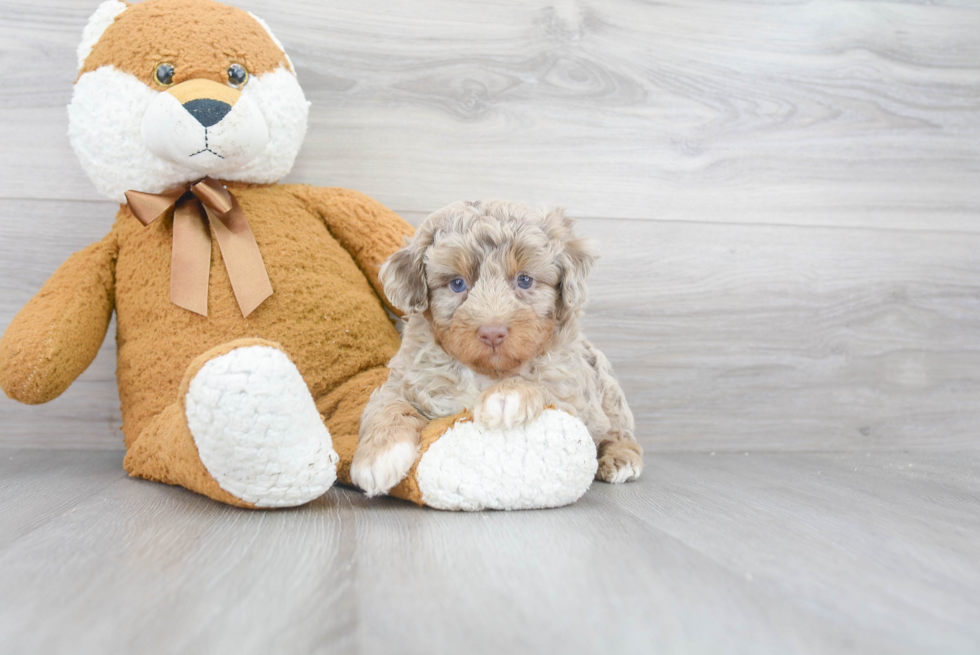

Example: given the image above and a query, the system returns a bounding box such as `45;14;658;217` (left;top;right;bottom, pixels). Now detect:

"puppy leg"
596;439;643;483
351;386;426;497
586;341;643;483
473;377;548;430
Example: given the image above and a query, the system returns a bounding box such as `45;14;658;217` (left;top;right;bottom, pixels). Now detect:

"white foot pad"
185;345;338;507
416;409;598;511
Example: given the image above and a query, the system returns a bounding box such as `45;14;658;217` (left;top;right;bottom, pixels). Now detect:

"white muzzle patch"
141;91;269;176
69;66;309;202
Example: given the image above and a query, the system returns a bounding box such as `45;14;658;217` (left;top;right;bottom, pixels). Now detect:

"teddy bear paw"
416;409;598;511
184;345;338;507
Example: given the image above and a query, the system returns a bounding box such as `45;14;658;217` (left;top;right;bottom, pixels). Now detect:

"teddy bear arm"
289;185;414;316
0;232;117;404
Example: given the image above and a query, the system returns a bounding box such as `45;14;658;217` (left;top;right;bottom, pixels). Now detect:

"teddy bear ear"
76;0;129;72
247;11;296;74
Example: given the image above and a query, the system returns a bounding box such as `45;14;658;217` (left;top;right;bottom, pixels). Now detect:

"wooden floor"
1;449;978;655
2;0;979;652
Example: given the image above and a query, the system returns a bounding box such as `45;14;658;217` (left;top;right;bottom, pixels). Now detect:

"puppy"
351;200;643;496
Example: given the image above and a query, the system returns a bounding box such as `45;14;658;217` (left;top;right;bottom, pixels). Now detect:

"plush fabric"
0;0;597;510
79;0;289;83
0;0;416;508
109;184;406;447
76;0;127;70
184;342;339;507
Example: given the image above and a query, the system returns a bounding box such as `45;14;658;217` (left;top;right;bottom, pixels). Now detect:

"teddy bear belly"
111;211;400;448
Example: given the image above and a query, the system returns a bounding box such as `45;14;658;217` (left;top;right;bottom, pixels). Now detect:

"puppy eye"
154;62;175;86
516;274;534;290
449;277;467;293
227;63;249;88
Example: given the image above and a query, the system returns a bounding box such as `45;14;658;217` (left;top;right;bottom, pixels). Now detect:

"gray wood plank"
0;449;126;549
614;451;980;653
577;217;980;452
1;0;978;230
1;448;977;654
0;453;358;655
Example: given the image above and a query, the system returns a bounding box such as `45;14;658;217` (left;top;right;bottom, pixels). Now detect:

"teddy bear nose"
477;325;509;347
182;98;233;128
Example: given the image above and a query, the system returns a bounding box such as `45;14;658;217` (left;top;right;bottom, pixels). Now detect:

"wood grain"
577;217;980;452
1;449;977;654
0;0;978;230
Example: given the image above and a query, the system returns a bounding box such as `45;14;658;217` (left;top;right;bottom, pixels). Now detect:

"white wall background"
1;0;978;451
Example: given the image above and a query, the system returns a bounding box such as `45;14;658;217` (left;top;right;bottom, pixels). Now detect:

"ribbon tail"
170;199;212;317
206;197;273;318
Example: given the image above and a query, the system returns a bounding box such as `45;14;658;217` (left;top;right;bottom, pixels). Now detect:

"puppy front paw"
351;441;419;497
596;439;643;484
473;382;545;430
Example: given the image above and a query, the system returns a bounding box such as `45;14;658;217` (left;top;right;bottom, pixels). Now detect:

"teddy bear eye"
154;62;175;86
227;63;249;88
516;274;533;289
449;278;467;293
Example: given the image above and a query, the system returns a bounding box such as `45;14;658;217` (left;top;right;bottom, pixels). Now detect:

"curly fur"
353;200;643;494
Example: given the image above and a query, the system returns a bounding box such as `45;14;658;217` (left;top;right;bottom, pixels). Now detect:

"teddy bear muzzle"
141;78;269;175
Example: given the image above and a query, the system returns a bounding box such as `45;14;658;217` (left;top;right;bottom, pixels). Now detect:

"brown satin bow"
125;177;273;318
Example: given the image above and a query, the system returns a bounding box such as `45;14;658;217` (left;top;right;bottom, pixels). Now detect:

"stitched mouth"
189;127;224;159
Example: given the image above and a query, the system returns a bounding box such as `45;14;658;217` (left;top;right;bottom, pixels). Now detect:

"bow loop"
125;177;273;318
124;186;186;226
190;177;234;216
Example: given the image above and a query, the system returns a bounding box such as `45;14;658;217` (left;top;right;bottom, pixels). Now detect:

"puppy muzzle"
141;78;269;175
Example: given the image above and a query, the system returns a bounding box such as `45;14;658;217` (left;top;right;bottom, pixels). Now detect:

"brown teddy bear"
0;0;598;510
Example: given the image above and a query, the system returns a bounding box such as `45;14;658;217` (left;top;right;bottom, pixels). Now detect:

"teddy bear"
0;0;599;510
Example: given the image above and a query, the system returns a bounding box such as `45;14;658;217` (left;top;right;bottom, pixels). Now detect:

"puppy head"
69;0;309;202
381;200;598;377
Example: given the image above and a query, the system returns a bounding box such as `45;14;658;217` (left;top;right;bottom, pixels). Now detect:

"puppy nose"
477;325;509;347
182;98;232;127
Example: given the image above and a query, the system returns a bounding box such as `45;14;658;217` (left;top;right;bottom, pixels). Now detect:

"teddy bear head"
69;0;310;202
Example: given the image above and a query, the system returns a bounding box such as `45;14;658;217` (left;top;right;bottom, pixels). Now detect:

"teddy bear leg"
123;403;255;508
387;409;600;511
124;339;338;508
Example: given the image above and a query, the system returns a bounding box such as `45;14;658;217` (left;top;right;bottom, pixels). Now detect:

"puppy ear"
549;208;599;321
380;237;429;314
